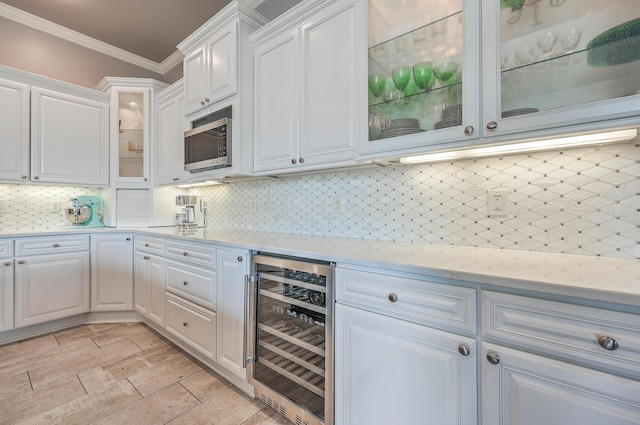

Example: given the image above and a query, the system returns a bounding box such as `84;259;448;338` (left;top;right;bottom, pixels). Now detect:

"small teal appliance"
65;195;104;227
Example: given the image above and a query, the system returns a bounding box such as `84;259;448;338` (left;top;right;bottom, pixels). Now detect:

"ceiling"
0;0;302;65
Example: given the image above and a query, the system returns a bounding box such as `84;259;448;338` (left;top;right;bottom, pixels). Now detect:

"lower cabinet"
334;303;477;425
482;343;640;424
0;255;14;332
90;235;134;312
166;292;216;358
216;248;249;379
14;251;90;328
134;251;166;327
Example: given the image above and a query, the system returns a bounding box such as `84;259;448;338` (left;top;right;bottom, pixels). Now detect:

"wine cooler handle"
243;274;254;368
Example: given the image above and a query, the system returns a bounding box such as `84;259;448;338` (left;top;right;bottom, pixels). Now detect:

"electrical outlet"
487;190;508;216
333;196;344;214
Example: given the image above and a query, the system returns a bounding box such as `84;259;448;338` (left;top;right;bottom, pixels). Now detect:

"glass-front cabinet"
482;0;640;137
361;0;480;156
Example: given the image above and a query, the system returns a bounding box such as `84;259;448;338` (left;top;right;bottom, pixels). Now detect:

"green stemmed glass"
391;66;412;93
433;61;459;86
368;73;387;98
412;61;434;91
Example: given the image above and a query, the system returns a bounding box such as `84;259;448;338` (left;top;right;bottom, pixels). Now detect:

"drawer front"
336;267;476;334
482;291;640;378
166;260;216;310
0;240;13;258
166;293;216;358
135;235;165;256
166;240;216;269
15;235;89;256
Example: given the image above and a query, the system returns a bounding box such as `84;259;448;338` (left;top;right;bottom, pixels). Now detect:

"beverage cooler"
247;254;334;425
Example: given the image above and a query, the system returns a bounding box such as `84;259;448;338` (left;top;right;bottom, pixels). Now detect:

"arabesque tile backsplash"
1;142;638;259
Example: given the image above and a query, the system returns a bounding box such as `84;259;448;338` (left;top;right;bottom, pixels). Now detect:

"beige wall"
0;16;182;88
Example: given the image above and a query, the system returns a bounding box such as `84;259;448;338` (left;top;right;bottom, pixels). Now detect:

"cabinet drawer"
135;235;165;256
166;240;216;268
166;293;216;358
0;240;13;258
166;260;216;310
15;235;89;256
482;291;640;378
336;267;476;334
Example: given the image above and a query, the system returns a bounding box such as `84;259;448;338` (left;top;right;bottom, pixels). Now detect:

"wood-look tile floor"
0;323;293;425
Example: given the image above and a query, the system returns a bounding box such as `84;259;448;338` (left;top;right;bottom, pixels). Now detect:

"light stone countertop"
2;227;639;308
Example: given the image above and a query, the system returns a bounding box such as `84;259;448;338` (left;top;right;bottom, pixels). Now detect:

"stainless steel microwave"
184;117;231;172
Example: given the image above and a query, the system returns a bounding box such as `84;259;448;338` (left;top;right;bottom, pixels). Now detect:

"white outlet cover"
487;190;509;216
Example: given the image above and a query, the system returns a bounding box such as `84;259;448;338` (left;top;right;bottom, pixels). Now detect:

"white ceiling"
0;0;302;67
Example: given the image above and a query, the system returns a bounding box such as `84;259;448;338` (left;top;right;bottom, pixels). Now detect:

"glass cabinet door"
362;0;480;155
483;0;640;136
117;91;146;180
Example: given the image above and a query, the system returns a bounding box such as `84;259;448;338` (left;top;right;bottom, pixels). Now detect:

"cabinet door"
207;20;238;104
0;77;29;183
14;252;90;328
216;248;249;380
157;88;187;185
481;1;640;137
149;255;166;327
183;46;208;115
30;87;109;185
91;235;133;312
254;29;300;172
0;260;14;332
335;303;477;425
482;343;640;425
300;0;361;166
134;251;151;316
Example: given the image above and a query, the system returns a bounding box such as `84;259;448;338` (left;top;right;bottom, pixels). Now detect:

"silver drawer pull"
598;336;619;351
486;352;500;365
183;252;189;256
53;243;61;247
17;260;26;264
4;261;10;266
458;344;471;357
183;322;189;327
144;243;150;247
183;281;188;286
388;293;398;303
144;256;150;260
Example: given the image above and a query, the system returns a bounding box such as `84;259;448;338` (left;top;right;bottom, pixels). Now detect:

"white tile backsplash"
1;141;638;259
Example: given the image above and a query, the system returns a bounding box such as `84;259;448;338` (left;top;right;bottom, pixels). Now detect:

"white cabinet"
90;234;134;312
156;80;188;185
183;20;238;115
14;236;90;328
134;236;166;326
0;240;14;332
335;304;477;425
481;0;640;138
253;0;364;174
166;260;216;310
482;343;640;425
216;248;249;380
334;266;477;425
166;292;216;358
30;87;109;185
0;77;29;183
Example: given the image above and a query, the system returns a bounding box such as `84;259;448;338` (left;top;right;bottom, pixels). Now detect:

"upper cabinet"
0;77;29;183
252;0;366;174
97;77;168;187
361;0;481;157
156;80;189;185
481;0;640;137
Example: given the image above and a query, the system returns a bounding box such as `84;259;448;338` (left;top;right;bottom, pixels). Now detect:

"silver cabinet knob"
183;322;189;327
183;252;188;256
126;237;131;241
388;293;398;303
486;352;500;365
486;121;498;131
173;177;179;181
53;243;61;247
144;178;148;182
183;281;188;286
205;98;209;102
458;344;471;356
144;256;150;260
464;126;474;136
200;100;205;105
144;243;150;247
237;256;243;262
291;158;297;165
17;260;26;264
21;175;27;179
598;336;619;351
299;157;304;164
4;261;10;266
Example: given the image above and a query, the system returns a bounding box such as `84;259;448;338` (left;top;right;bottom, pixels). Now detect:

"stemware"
536;30;558;59
412;61;435;91
433;61;458;86
368;73;387;98
391;66;412;93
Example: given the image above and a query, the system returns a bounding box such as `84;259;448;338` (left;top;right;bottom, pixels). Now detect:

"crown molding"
0;2;167;75
160;50;184;74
